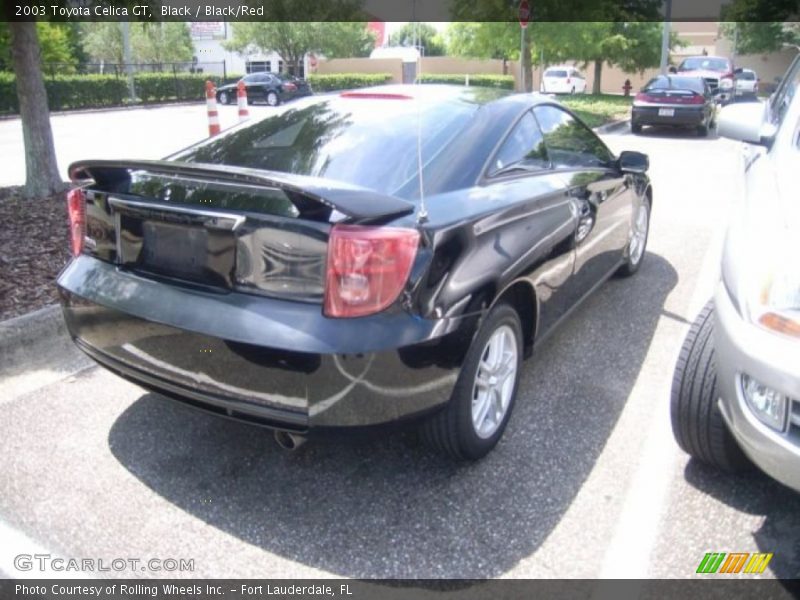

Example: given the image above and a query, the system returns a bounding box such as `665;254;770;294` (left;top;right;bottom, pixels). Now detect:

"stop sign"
518;0;530;28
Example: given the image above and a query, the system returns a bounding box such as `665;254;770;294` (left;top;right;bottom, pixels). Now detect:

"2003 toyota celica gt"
58;85;652;459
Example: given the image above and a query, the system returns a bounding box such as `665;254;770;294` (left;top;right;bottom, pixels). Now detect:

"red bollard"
237;80;249;123
205;81;220;136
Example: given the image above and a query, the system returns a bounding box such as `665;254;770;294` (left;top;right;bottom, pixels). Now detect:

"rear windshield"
678;57;730;72
645;76;705;93
739;71;756;80
171;96;477;197
545;70;568;78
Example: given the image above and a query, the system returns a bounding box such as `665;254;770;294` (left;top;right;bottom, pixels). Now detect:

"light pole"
659;0;673;75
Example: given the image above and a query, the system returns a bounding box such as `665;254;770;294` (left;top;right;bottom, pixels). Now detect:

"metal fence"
41;61;228;80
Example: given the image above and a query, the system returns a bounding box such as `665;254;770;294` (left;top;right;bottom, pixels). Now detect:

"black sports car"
631;75;717;136
59;86;652;459
215;72;312;107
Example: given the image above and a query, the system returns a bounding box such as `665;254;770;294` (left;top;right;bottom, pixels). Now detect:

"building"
189;22;310;78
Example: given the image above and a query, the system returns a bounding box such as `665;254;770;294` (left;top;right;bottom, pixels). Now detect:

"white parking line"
597;205;728;579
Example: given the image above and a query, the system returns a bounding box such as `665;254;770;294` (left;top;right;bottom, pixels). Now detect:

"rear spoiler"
68;159;416;222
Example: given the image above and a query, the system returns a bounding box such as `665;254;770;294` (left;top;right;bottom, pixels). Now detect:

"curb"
0;100;205;122
0;304;88;379
594;119;630;134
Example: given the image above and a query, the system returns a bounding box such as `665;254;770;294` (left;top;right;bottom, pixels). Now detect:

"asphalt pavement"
0;105;798;584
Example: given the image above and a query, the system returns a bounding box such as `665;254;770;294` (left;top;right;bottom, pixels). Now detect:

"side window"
533;105;614;169
489;111;549;176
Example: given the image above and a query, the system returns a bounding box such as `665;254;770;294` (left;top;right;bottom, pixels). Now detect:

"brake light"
566;77;571;84
324;225;420;318
66;188;85;257
283;82;297;92
688;94;705;104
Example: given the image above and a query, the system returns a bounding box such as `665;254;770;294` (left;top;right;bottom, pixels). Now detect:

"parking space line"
597;209;728;579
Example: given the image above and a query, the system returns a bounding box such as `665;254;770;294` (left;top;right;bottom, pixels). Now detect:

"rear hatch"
70;160;414;303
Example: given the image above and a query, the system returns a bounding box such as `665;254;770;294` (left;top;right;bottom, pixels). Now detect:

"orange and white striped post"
237;80;249;123
205;80;220;136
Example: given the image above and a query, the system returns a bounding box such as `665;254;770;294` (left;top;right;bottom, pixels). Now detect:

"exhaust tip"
274;430;307;451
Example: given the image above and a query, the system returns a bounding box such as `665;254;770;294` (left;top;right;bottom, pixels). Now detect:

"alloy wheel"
471;325;518;439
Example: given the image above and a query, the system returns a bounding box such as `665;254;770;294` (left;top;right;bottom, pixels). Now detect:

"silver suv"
671;55;800;491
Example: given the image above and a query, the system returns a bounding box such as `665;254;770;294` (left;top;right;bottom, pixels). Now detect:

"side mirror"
668;66;678;74
618;150;649;174
717;101;775;145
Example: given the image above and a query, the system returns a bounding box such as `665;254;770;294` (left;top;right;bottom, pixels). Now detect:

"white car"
540;67;587;94
734;68;759;99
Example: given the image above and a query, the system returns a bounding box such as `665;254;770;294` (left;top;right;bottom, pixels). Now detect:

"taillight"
66;188;85;257
566;77;571;84
688;94;705;104
324;225;420;318
634;92;655;103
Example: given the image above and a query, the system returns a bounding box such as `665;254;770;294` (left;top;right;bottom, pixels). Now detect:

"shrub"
0;71;235;114
0;72;18;113
307;73;393;92
416;73;515;90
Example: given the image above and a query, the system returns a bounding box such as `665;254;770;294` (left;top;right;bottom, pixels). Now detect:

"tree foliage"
0;23;77;71
720;22;800;55
720;0;800;54
81;23;194;64
224;22;376;72
446;20;684;93
387;23;446;56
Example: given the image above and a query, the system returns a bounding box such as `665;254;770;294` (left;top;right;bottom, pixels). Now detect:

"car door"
483;110;578;337
244;74;265;101
533;104;634;304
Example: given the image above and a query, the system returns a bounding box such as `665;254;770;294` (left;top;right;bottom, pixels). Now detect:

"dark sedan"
59;86;652;459
631;75;717;136
216;72;312;107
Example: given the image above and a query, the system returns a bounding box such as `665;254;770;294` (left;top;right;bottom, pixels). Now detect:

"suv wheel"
421;303;523;460
670;302;751;472
266;91;279;106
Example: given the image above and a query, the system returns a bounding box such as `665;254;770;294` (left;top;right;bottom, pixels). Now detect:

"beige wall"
420;57;509;76
314;58;403;84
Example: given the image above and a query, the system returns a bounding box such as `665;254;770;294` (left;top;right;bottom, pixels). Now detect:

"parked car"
674;56;736;104
734;68;759;100
631;75;717;136
59;85;652;460
215;72;310;107
671;55;800;491
540;67;587;94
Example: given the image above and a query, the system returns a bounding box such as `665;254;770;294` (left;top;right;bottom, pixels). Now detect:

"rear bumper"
631;106;706;127
58;257;470;430
714;284;800;492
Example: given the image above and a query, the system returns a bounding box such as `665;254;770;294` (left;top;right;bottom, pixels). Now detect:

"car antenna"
414;19;428;225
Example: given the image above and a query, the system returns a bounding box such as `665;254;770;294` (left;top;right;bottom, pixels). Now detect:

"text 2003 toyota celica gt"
58;85;652;459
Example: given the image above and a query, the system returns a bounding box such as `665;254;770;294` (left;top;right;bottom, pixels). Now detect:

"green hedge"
306;73;392;92
416;73;515;90
0;72;232;114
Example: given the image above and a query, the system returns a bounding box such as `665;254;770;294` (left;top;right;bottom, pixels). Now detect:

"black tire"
420;303;523;460
631;122;642;134
670;302;751;472
697;122;709;137
266;91;279;106
217;91;229;105
616;197;650;277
